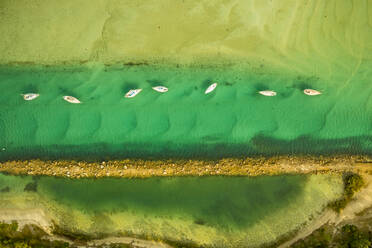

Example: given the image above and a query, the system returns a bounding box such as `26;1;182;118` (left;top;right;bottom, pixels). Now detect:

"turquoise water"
0;173;343;247
0;64;372;160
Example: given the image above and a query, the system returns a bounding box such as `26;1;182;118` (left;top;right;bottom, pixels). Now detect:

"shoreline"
1;155;371;178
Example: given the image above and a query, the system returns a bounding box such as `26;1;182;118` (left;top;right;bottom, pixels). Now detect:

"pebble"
100;165;104;169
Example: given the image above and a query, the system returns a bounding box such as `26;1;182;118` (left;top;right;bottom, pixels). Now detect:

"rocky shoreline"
0;155;371;178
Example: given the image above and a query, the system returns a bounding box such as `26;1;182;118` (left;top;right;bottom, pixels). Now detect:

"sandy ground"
279;174;372;248
0;0;371;76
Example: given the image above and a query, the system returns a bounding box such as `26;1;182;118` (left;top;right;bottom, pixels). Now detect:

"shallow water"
0;173;343;247
0;64;372;160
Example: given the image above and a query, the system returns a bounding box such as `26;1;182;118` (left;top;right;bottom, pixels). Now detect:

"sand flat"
0;0;371;76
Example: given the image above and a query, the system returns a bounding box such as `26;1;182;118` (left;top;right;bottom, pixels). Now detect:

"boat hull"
259;90;277;96
22;93;39;101
152;86;168;93
125;89;142;98
205;83;217;94
304;89;321;95
63;96;81;104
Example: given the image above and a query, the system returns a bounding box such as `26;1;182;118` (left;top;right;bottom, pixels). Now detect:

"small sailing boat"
304;89;321;96
259;90;277;96
205;83;217;94
125;89;142;98
63;96;81;104
22;93;39;101
152;86;168;93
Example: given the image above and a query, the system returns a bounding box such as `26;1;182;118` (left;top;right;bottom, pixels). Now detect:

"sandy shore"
0;155;371;178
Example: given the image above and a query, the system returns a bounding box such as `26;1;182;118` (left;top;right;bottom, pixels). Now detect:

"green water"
0;173;343;247
0;64;372;160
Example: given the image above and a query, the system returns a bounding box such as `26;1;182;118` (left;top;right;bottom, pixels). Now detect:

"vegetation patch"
0;222;69;248
23;182;37;192
52;225;92;244
291;224;371;248
0;186;10;193
328;173;364;213
0;222;154;248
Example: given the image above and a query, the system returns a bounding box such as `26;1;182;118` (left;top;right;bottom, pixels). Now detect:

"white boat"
125;89;142;98
22;93;39;101
205;83;217;94
304;89;321;96
63;96;81;104
259;90;277;96
152;86;168;93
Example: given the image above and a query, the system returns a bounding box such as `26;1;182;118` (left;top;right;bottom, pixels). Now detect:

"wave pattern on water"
0;65;372;160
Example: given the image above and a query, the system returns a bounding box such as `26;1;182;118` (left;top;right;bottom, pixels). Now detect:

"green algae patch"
0;173;344;248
